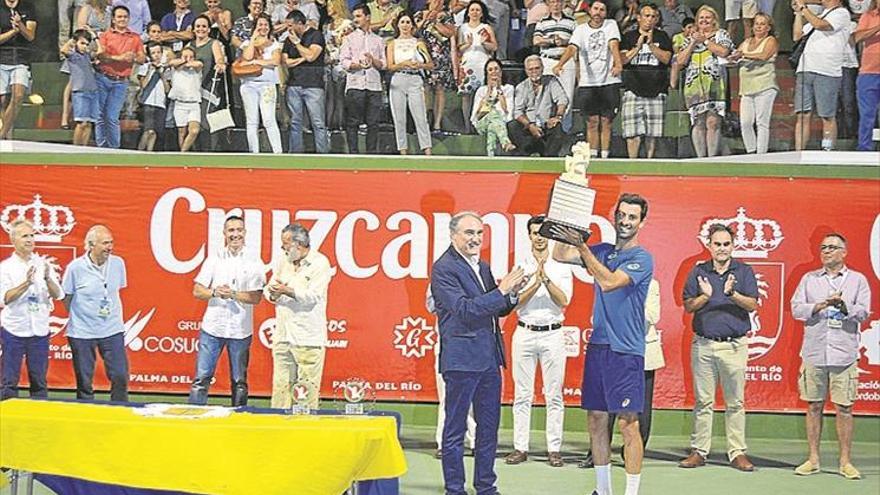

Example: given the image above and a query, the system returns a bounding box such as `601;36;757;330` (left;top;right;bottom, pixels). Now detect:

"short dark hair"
707;223;734;241
615;193;648;221
112;4;130;17
251;13;273;36
527;215;546;231
193;14;213;28
682;17;695;27
146;20;161;31
352;3;370;17
72;29;92;43
224;215;245;228
639;2;660;15
145;41;163;53
286;9;307;24
823;232;847;246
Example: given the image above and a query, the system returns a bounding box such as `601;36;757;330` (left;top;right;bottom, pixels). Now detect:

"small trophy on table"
538;141;597;245
290;380;317;415
334;377;375;415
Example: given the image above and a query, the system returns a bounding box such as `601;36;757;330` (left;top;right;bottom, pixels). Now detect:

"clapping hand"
498;266;526;295
723;274;737;296
697;275;713;297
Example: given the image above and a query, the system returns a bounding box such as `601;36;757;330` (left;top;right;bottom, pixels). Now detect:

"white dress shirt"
516;249;573;326
0;253;65;337
264;249;333;347
194;248;266;339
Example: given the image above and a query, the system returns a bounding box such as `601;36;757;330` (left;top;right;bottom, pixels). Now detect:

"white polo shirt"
0;253;65;338
194;248;266;339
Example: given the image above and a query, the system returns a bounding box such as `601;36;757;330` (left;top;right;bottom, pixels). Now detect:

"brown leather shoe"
548;452;564;467
504;450;528;465
679;451;706;468
730;454;755;472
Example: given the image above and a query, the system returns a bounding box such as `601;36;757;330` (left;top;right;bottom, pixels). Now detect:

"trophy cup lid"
561;141;591;187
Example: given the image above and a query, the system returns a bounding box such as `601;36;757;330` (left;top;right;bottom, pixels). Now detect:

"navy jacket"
430;246;516;373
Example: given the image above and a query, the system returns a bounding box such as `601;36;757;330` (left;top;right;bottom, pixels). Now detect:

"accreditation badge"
98;297;111;318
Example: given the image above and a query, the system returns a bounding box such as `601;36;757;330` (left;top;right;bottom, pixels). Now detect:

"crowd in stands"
0;0;878;155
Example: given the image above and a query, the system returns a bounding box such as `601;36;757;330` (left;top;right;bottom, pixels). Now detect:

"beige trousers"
271;342;326;410
690;335;748;461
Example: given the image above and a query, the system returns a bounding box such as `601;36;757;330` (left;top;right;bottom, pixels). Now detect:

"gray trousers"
389;72;432;151
486;0;511;60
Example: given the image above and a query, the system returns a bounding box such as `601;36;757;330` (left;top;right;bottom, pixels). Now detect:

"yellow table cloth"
0;399;407;495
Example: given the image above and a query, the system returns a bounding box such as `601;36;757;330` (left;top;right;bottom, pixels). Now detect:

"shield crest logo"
746;262;785;361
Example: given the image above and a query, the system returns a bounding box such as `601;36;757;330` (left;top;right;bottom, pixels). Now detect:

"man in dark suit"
430;211;526;495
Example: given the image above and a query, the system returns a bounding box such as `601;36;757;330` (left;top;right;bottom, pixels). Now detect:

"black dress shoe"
578;452;594;469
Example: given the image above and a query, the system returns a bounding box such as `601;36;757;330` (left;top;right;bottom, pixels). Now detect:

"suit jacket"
430;246;516;373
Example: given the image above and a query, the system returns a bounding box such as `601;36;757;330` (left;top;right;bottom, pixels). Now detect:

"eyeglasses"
820;245;844;252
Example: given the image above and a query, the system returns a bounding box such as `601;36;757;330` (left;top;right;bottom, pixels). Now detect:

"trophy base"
345;403;365;415
290;405;310;415
538;221;592;246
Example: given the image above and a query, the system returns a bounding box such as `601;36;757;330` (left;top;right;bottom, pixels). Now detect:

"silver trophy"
290;380;317;415
334;377;375;415
538;141;596;245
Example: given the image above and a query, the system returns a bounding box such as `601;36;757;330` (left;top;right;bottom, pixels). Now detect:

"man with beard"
554;0;622;159
430;211;526;495
264;223;333;410
679;223;758;472
504;215;573;468
189;215;266;406
551;193;653;495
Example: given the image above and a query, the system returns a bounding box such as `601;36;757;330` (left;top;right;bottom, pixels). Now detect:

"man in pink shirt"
339;3;386;154
854;0;880;151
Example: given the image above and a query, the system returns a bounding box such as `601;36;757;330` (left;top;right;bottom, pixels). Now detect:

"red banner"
1;164;878;414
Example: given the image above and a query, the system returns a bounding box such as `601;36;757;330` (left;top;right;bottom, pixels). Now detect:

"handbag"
205;73;235;133
231;58;261;78
788;7;838;67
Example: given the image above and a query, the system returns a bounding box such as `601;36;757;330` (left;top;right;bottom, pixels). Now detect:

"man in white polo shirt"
189;215;265;406
505;215;573;468
62;224;129;402
1;218;64;399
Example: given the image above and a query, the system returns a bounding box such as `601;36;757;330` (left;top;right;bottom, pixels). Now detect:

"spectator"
669;17;694;89
415;0;458;133
168;46;203;151
145;20;177;63
232;0;265;51
555;0;622;158
660;0;694;39
96;5;145;149
203;0;233;44
282;9;329;153
533;0;576;132
854;0;880;150
387;12;434;155
614;0;640;34
676;5;733;157
792;0;850;151
510;55;568;156
0;0;36;141
58;0;81;49
238;14;283;153
188;15;227;151
457;0;497;134
64;0;111;130
273;0;320;37
726;0;759;41
112;0;151;35
368;0;403;40
730;12;778;154
485;0;516;60
524;0;549;53
471;58;516;156
619;3;672;159
159;0;196;53
60;30;101;146
136;41;170;151
340;3;386;153
838;15;859;140
324;0;353;131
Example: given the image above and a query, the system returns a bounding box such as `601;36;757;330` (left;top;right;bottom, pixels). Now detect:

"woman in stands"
730;12;778;154
387;12;435;155
470;58;515;156
238;14;283;153
676;5;734;157
415;0;458;134
456;0;496;134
